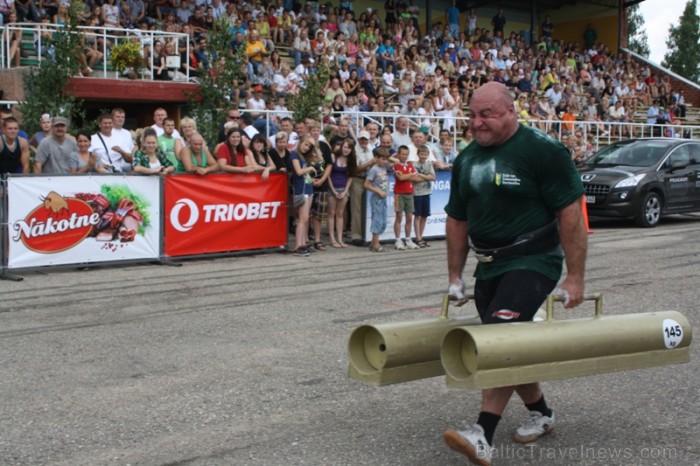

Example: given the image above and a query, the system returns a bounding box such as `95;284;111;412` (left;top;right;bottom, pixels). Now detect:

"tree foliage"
185;17;245;147
626;4;650;58
662;0;700;82
20;1;87;136
288;63;331;123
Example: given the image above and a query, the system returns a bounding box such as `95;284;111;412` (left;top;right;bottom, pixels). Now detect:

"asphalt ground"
1;214;699;466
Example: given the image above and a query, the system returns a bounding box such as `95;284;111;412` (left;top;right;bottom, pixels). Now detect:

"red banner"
164;173;288;257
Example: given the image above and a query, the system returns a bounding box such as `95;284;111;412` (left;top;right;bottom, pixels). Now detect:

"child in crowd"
412;144;435;248
364;148;391;253
392;145;419;250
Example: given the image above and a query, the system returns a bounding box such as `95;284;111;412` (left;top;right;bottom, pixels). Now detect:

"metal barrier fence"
1;173;288;279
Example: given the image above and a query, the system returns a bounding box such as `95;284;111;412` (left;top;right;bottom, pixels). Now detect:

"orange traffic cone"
581;195;593;234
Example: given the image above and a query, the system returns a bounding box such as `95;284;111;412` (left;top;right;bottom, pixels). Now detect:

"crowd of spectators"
1;2;694;251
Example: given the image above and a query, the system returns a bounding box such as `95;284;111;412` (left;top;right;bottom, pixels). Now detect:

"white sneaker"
513;410;555;444
394;239;405;250
444;424;493;466
404;238;419;249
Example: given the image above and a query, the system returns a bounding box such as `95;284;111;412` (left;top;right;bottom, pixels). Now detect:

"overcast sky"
639;0;692;63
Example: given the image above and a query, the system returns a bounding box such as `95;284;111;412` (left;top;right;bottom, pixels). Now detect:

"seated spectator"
291;29;312;68
151;40;171;81
245;29;268;74
101;0;120;29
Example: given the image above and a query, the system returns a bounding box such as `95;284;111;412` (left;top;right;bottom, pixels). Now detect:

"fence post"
0;175;24;281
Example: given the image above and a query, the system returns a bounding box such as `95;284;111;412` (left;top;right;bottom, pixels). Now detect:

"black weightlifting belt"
468;220;560;263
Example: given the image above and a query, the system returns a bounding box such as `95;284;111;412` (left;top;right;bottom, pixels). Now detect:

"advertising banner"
164;173;288;257
364;170;451;242
7;176;161;268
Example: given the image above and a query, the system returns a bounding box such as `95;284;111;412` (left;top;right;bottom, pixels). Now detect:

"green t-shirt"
445;125;584;281
158;135;178;167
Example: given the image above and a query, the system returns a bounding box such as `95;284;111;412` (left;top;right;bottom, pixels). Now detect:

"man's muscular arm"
556;197;587;308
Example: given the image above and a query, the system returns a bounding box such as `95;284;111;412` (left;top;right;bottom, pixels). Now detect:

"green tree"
185;17;245;147
627;4;650;58
662;0;700;82
20;1;87;136
288;63;331;123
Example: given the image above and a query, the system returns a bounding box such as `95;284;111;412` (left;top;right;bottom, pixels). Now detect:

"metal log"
348;295;482;386
441;294;692;389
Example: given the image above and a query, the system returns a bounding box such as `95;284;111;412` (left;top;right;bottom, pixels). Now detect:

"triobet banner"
164;173;288;257
7;176;161;268
364;170;450;242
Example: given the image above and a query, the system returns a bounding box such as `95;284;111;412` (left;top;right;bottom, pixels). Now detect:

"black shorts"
474;270;557;324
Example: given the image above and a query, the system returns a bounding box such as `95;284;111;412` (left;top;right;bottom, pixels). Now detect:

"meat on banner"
7;176;161;268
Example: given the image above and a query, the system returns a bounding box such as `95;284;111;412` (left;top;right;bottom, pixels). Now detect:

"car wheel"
634;192;662;228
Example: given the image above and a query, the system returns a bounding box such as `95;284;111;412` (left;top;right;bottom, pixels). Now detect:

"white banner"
7;176;161;268
364;170;451;242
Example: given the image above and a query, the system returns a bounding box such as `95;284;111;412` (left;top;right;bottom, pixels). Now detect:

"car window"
688;144;700;165
585;142;671;168
666;146;690;168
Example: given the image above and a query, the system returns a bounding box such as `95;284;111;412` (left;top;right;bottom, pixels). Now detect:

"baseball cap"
358;130;370;139
41;113;51;121
448;44;455;48
52;116;69;127
254;85;263;92
418;126;429;134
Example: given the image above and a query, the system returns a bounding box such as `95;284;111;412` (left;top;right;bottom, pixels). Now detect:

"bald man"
442;83;588;466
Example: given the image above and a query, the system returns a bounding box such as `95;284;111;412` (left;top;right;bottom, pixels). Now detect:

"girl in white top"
382;63;398;94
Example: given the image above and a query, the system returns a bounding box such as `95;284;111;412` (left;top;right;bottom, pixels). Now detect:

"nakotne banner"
7;176;161;268
164;173;288;257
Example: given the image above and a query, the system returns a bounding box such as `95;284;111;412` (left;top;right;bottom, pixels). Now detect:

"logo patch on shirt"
494;172;522;186
492;309;521;320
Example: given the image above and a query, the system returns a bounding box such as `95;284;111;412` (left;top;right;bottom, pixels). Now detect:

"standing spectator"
466;7;477;36
445;0;460;39
0;117;30;174
158;118;179;166
90;113;128;173
491;8;506;35
247;134;275;180
364;147;391;252
350;130;375;245
111;108;135;169
392;145;419;250
28;113;52;153
290;135;319;257
33;117;76;174
151;108;182;139
69;131;109;174
177;133;217;175
327;138;356;248
216;127;254;174
541;15;554;43
132;128;175;176
412;144;435;248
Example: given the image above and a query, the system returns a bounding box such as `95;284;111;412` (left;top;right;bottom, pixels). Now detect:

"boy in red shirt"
393;145;419;250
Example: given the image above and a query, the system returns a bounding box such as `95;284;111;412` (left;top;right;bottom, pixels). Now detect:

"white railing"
1;22;191;81
234;109;699;151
